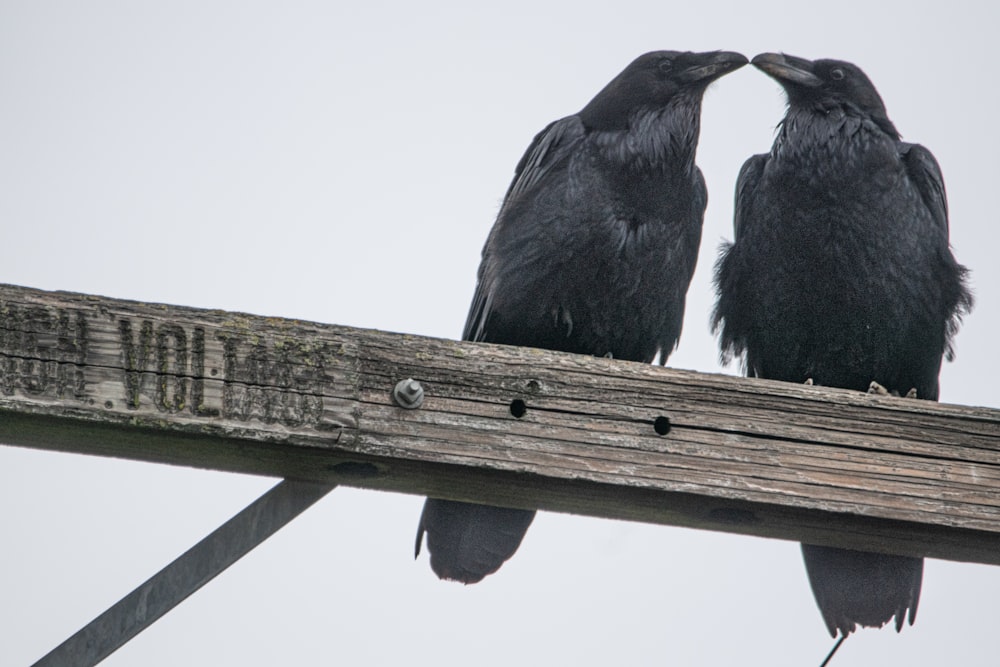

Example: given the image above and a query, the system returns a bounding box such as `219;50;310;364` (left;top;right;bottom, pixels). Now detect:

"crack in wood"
0;283;998;563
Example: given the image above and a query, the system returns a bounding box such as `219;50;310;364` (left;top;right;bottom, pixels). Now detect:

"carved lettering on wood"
0;303;88;400
0;300;338;427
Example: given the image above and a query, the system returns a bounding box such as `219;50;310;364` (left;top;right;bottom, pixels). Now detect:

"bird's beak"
679;51;749;84
752;53;823;87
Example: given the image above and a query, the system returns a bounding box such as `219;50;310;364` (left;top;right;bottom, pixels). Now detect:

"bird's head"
579;50;748;131
752;53;898;138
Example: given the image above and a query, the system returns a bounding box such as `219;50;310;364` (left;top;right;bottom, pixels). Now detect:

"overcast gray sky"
2;2;998;665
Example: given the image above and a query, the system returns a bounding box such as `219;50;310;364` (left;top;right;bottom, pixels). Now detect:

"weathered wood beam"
0;283;998;564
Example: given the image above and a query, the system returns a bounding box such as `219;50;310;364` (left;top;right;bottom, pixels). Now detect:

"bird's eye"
658;59;673;73
830;68;845;81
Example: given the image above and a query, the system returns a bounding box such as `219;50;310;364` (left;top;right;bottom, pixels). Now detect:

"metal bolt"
392;378;424;409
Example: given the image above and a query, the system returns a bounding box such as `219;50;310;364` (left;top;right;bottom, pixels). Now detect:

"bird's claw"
868;381;917;398
868;381;890;395
804;378;814;385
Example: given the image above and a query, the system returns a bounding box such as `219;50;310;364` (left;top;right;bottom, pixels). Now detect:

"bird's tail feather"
416;499;535;584
801;543;923;638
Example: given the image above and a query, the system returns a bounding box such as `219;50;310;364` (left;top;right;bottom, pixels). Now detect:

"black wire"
819;635;848;667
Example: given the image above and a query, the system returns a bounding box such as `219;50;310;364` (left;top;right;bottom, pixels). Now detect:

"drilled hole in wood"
510;399;527;418
653;415;671;435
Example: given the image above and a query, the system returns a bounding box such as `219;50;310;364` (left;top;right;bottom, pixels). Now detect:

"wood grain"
0;283;997;564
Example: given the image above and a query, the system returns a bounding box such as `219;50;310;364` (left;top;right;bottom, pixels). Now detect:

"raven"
713;53;972;637
416;50;748;584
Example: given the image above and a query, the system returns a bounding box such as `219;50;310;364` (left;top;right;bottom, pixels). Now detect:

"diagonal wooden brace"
32;479;334;667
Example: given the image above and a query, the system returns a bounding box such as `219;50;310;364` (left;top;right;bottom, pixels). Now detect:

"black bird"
713;53;972;637
415;50;748;584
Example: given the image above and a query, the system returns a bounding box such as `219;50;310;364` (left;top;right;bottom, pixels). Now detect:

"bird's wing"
732;154;767;241
901;142;949;235
502;115;587;205
463;116;586;342
462;280;494;343
693;165;708;219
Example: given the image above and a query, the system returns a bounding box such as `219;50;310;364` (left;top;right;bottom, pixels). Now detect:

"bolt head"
393;378;424;409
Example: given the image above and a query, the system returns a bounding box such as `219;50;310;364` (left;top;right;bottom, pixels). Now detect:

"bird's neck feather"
773;106;894;169
594;99;702;175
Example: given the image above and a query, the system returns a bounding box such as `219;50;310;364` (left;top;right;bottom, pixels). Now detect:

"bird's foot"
868;381;890;395
803;378;814;385
868;381;917;398
603;351;614;359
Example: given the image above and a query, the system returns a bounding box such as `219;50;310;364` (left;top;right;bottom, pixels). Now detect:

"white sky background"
2;1;998;665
